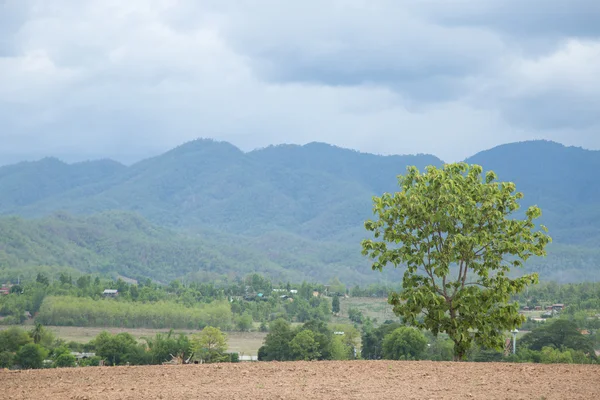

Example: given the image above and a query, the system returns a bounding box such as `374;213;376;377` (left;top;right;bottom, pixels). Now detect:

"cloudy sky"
1;0;599;164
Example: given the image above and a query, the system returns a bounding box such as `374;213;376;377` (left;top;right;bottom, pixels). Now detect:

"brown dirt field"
3;361;599;400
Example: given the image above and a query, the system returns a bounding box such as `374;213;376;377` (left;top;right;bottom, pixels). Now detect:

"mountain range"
0;139;598;284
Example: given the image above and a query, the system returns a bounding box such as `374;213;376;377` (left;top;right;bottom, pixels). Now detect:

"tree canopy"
362;163;551;360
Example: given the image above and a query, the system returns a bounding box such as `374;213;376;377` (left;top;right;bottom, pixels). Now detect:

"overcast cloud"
1;0;599;165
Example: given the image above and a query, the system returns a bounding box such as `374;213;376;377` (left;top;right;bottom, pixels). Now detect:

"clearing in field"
2;360;599;400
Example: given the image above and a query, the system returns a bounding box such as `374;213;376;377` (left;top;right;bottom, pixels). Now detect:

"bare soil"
3;361;599;400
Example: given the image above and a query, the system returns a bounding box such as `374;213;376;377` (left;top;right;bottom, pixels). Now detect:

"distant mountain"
0;138;599;283
465;140;600;246
0;158;125;210
3;139;443;239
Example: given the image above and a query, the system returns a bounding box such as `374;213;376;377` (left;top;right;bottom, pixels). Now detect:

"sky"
1;0;599;165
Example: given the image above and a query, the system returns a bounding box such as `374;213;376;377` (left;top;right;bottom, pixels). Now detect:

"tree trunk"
452;338;468;361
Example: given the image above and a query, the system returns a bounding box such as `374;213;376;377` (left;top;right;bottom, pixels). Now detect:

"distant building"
0;284;11;296
290;290;298;294
103;289;118;297
552;304;565;311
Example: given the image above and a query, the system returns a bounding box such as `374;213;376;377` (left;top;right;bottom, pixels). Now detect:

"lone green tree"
332;295;340;314
382;326;428;360
191;326;228;363
361;163;551;360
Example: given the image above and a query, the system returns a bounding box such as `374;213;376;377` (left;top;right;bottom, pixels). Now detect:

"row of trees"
0;324;94;369
1;324;233;369
1;274;334;329
359;318;598;364
36;296;233;330
258;319;359;361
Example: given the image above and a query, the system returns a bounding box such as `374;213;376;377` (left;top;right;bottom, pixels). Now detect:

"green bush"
15;343;48;369
54;353;77;368
0;351;14;368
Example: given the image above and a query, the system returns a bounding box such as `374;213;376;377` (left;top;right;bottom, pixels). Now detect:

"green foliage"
0;140;599;284
30;322;45;344
141;330;192;365
348;307;363;324
290;330;321;361
362;163;551;360
191;326;228;363
519;319;594;354
78;356;102;367
236;312;253;332
332;296;340;314
0;326;32;352
259;321;268;332
15;343;48;369
36;296;233;330
0;351;14;368
329;335;350;360
382;327;428;360
93;331;146;366
426;335;454;361
361;322;403;359
258;319;294;361
258;319;357;362
54;352;77;368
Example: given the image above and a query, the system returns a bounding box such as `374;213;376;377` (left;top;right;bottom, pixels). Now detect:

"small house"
0;284;11;296
103;289;118;297
552;304;565;311
534;306;542;311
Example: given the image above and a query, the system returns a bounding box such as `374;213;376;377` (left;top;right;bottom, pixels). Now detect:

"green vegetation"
0;140;599;283
258;319;358;361
363;163;550;360
191;326;228;363
0;273;337;332
36;296;233;330
381;327;428;360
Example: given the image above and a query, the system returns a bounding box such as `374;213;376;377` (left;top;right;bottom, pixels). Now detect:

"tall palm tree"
30;322;44;344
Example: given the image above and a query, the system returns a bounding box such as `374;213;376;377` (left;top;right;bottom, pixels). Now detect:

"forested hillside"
0;211;404;284
0;139;599;283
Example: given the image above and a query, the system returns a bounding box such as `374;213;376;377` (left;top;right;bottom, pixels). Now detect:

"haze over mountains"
0;139;598;284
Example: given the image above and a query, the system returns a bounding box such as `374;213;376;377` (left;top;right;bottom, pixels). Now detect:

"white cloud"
0;0;599;165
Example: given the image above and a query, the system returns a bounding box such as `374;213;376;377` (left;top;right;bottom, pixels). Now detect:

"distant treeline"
36;296;233;330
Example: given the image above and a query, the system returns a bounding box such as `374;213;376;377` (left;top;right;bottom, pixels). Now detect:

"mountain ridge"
0;138;599;283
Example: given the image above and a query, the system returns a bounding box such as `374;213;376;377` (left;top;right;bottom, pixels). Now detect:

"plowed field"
3;361;599;400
